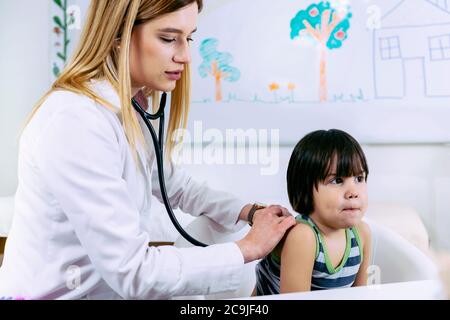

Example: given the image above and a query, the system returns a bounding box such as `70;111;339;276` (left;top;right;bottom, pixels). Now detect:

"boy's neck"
308;213;344;237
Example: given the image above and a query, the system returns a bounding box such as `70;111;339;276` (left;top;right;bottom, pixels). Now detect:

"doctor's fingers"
278;215;296;231
265;212;294;227
255;208;282;223
274;215;296;227
266;215;296;242
266;205;292;217
251;208;280;227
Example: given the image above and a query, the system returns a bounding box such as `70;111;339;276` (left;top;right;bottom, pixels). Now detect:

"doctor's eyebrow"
157;28;197;34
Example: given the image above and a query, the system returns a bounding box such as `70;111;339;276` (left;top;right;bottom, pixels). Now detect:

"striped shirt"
255;214;363;295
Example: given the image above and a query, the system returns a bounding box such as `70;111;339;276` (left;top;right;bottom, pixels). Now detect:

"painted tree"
52;0;76;77
290;2;352;102
268;83;280;102
288;82;296;102
199;38;240;102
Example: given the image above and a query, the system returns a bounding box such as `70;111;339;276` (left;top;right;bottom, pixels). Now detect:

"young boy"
254;129;372;295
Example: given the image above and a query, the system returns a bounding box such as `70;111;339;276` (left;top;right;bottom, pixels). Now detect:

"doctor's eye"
160;37;176;43
187;37;194;43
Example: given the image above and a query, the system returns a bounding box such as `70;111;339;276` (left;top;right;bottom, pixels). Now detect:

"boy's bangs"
322;149;367;180
335;150;367;177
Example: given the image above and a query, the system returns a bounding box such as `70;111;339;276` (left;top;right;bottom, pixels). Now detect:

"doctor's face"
129;2;198;93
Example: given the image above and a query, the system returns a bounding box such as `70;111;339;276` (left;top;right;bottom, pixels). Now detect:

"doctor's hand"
236;205;296;264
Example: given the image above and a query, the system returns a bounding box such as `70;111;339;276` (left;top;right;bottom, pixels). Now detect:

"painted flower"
288;83;296;91
335;30;345;40
309;8;319;17
269;83;280;91
68;12;76;25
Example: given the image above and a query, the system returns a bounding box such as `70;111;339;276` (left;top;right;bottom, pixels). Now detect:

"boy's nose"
345;188;359;199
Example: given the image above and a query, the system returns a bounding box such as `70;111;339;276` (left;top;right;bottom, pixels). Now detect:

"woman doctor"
0;0;296;299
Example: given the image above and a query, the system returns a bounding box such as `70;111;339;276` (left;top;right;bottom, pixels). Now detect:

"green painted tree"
199;38;240;102
52;0;75;77
291;2;352;102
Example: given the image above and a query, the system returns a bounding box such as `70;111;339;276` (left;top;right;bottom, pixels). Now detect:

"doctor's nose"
173;44;192;64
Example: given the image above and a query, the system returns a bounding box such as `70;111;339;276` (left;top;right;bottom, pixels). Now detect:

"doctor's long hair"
25;0;203;161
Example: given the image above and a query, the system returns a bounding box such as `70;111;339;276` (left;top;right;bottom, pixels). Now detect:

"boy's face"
310;164;368;229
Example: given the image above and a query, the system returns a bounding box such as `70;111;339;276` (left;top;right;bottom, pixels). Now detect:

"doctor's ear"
114;38;121;50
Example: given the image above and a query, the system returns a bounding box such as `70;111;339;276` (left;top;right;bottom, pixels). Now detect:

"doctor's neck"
132;88;149;111
132;86;146;97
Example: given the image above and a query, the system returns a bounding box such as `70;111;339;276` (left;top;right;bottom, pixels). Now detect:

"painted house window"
426;0;450;13
379;36;401;60
429;34;450;61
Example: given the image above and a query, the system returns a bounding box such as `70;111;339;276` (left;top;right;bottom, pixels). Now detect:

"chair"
0;195;14;266
0;195;14;238
174;215;438;299
366;204;430;254
365;219;437;284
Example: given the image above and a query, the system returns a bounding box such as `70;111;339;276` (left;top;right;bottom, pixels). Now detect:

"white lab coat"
0;80;248;300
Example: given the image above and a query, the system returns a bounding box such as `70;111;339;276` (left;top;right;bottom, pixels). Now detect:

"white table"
240;280;445;300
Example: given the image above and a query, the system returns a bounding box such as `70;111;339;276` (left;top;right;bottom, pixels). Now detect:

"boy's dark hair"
287;129;369;215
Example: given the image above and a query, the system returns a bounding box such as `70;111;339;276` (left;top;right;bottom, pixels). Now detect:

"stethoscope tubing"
132;93;207;247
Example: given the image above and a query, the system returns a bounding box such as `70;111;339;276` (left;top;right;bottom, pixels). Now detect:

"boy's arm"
353;221;372;286
280;223;316;293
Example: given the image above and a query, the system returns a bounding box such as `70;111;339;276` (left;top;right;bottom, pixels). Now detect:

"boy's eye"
356;175;365;183
330;177;343;184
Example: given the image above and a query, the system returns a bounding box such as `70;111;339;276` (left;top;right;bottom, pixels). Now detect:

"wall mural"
50;0;85;80
189;0;450;143
48;0;450;143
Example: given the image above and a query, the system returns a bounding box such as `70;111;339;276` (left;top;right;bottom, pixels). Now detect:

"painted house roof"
381;0;450;28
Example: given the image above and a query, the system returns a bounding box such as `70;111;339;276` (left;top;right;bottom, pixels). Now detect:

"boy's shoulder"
275;221;317;257
355;220;371;244
290;220;317;238
356;220;371;234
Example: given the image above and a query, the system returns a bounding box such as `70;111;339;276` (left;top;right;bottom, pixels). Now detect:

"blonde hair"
25;0;203;161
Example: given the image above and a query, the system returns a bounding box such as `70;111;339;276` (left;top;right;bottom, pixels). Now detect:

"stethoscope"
131;93;207;247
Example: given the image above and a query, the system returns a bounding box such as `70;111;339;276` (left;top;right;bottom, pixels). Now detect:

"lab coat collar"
89;79;151;112
88;79;155;175
88;79;121;111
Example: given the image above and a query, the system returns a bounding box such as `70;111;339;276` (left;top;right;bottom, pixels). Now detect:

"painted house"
373;0;450;99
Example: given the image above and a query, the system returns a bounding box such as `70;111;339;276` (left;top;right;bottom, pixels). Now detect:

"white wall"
178;144;450;251
0;0;50;196
0;1;449;253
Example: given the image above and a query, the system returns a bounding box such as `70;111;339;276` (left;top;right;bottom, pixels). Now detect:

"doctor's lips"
165;70;183;80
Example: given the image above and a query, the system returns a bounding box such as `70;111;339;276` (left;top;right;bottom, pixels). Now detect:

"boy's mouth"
341;206;360;213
